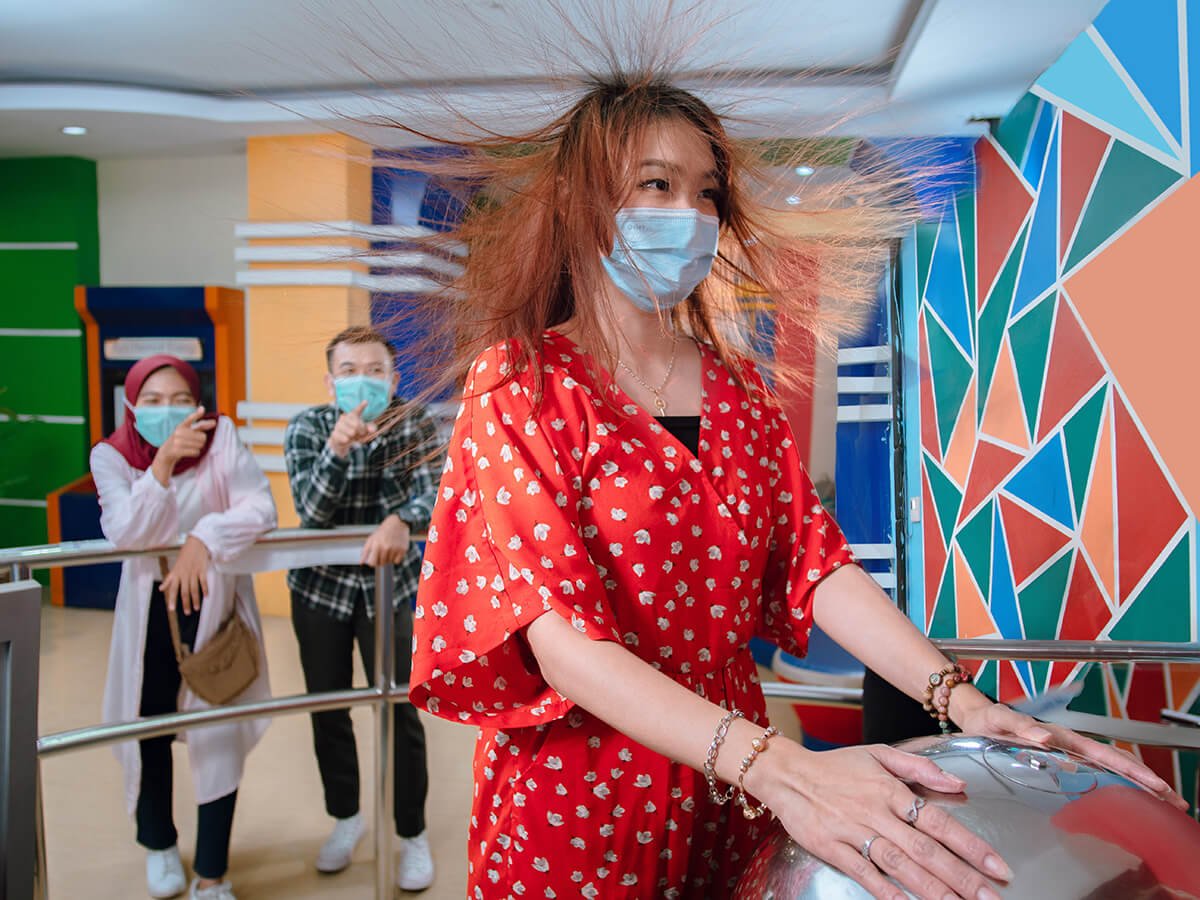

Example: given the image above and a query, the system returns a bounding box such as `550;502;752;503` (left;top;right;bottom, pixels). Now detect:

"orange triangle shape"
1080;399;1115;604
943;379;977;487
1037;299;1106;441
980;338;1030;450
954;547;996;638
1169;664;1200;710
998;495;1072;587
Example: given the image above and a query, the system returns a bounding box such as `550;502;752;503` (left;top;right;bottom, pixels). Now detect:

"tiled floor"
35;603;806;899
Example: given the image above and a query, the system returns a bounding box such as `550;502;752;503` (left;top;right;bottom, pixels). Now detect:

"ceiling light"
785;195;802;205
61;126;87;136
793;165;815;177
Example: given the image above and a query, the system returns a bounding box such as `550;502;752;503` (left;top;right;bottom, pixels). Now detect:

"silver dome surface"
733;734;1200;899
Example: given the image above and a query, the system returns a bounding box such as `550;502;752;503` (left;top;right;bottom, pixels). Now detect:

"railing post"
33;759;48;900
373;564;396;900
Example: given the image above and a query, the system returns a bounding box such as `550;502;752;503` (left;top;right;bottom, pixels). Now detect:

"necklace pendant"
654;397;667;414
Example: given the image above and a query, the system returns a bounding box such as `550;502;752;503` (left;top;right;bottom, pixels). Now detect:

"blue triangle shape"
1094;0;1182;146
1012;116;1060;318
1036;30;1176;158
1021;101;1055;186
989;503;1023;641
924;209;973;360
1004;434;1074;530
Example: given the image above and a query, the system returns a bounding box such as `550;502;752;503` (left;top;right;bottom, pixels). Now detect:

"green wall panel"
0;421;88;500
0;157;98;548
0;250;85;328
0;335;86;415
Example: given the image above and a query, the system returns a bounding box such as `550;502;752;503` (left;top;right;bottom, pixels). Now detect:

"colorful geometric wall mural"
902;0;1199;804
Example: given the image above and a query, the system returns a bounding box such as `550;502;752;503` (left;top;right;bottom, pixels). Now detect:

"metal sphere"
734;734;1200;899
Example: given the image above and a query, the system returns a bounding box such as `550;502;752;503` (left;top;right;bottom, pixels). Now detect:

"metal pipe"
1161;708;1200;728
760;683;864;705
933;638;1200;663
0;526;384;572
374;565;396;900
36;687;383;757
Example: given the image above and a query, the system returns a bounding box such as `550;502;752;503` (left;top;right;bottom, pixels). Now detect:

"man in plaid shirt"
284;326;441;890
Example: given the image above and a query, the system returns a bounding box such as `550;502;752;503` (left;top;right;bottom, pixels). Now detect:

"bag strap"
158;556;189;665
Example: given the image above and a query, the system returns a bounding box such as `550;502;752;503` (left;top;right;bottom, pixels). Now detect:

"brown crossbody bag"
158;557;259;705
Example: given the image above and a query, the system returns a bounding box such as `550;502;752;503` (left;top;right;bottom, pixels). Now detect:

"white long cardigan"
90;417;276;813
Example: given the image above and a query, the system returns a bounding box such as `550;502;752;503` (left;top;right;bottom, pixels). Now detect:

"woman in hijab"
90;354;276;900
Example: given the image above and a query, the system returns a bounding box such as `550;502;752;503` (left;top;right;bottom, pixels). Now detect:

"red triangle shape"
1046;660;1080;689
976;138;1035;308
923;467;948;630
998;495;1072;586
1059;113;1111;264
1125;663;1168;723
1114;395;1187;602
919;314;941;462
1037;298;1106;440
1059;556;1110;641
958;439;1025;524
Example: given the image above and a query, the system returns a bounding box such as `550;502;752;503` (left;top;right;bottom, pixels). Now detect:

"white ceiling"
0;0;1107;158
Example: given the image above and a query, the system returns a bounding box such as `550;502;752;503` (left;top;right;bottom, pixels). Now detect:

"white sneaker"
316;812;366;873
189;879;236;900
146;846;187;898
396;831;435;892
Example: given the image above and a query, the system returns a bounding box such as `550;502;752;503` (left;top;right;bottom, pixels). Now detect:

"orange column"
244;133;374;615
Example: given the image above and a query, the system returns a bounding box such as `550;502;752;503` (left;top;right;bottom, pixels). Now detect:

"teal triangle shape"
977;222;1028;422
928;562;958;639
1109;536;1192;641
974;660;998;701
1064;139;1181;272
956;191;977;334
1018;550;1073;641
956;499;994;602
1036;30;1176;158
1094;0;1182;146
926;312;974;456
994;94;1041;168
1068;663;1108;715
1009;292;1056;438
1112;663;1132;698
916;223;939;301
925;454;964;538
1062;384;1108;520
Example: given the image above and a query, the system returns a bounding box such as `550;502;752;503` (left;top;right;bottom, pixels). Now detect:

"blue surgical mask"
601;207;720;313
334;375;392;421
130;404;197;448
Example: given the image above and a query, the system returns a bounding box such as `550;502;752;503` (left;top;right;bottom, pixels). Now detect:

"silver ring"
861;834;880;861
905;796;926;825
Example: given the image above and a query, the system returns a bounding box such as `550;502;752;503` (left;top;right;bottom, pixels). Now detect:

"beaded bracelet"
922;662;973;733
704;709;745;804
734;725;780;820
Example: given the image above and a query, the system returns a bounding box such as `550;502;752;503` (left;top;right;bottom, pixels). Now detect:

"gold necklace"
618;337;678;415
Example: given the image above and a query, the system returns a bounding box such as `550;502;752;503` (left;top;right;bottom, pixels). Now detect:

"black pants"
137;586;238;880
291;590;428;837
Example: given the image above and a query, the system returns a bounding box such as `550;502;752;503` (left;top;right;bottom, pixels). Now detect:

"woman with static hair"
403;74;1183;899
90;355;276;900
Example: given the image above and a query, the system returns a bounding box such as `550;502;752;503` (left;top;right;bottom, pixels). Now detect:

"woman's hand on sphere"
746;740;1010;900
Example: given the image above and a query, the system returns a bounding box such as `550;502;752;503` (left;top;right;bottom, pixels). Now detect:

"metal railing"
2;527;403;900
4;531;1200;897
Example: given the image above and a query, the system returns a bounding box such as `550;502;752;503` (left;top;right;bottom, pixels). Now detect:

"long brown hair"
363;26;922;415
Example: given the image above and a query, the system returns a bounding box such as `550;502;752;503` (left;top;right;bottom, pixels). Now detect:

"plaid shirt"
284;401;441;621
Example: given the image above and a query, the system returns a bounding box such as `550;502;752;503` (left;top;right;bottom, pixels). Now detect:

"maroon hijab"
103;354;216;474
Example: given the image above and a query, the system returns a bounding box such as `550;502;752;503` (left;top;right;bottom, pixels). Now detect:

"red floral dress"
410;332;855;899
